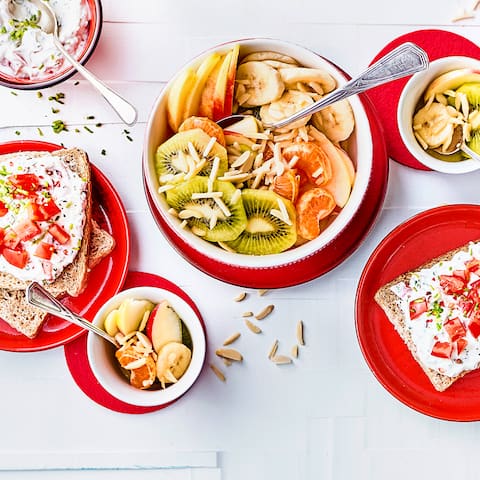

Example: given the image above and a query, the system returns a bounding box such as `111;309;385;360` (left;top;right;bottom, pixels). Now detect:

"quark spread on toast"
391;242;480;377
0;0;90;80
0;153;87;282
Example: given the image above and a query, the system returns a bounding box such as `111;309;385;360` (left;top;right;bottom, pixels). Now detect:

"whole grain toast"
0;148;92;297
374;242;477;392
0;221;115;338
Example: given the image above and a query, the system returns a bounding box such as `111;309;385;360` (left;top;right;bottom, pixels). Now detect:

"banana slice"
412;102;460;150
260;90;314;129
235;61;285;107
156;342;192;388
240;51;299;65
311;99;355;143
263;60;299;70
279;68;336;94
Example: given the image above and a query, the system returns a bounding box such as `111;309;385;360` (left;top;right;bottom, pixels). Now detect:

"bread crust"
374;242;479;392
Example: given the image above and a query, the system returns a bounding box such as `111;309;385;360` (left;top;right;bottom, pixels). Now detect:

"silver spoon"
218;42;429;130
433;125;480;163
26;282;119;347
30;0;137;125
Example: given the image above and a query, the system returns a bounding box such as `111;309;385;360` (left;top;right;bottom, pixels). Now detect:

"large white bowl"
144;38;374;271
398;56;480;174
87;286;206;407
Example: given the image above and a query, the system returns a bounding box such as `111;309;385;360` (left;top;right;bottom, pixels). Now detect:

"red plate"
144;95;388;288
64;271;205;414
367;29;480;170
0;141;130;352
356;204;480;421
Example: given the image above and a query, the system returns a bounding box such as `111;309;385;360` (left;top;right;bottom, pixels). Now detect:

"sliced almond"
234;292;247;302
257;289;268;296
216;348;243;362
291;344;299;358
255;304;274;320
272;355;292;365
245;319;262;334
222;358;233;367
296;320;305;346
124;357;147;370
242;311;254;317
268;339;279;359
223;332;241;346
210;364;226;382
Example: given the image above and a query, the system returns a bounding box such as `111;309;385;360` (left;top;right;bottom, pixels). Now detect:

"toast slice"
375;242;480;392
0;223;115;338
0;148;92;297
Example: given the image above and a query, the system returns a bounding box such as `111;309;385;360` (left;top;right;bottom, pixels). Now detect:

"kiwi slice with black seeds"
156;129;228;183
224;189;297;255
467;130;480;155
456;83;480;109
166;176;247;242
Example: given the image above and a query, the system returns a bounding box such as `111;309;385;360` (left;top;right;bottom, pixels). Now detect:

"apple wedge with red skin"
424;68;480;101
146;300;183;353
222;44;240;118
212;51;234;121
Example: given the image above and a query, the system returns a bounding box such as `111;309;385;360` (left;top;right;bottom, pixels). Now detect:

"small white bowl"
398;56;480;174
87;286;206;407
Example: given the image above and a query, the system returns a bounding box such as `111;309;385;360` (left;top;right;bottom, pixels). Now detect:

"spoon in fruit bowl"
30;0;137;126
26;282;119;347
218;42;429;130
433;125;480;163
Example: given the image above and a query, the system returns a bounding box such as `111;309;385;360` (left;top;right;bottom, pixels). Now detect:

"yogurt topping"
0;153;87;282
391;242;480;378
0;0;90;81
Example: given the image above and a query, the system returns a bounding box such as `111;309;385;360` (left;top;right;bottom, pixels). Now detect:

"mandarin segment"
179;116;226;146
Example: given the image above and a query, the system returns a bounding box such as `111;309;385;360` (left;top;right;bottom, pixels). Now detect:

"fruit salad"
412;68;480;161
156;45;356;255
103;297;192;390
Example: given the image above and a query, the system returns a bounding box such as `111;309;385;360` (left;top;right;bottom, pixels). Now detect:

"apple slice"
198;56;223;120
322;150;352;208
167;67;197;132
117;298;155;336
146;300;183;353
104;309;120;336
334;146;356;186
424;68;480;101
184;52;222;120
225;115;259;137
223;44;240;118
212;51;234;121
224;130;256;151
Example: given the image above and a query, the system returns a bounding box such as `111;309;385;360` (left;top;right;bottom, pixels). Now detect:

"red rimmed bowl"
0;0;102;90
143;38;380;287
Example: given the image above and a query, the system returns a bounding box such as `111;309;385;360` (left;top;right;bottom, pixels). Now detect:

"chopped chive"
37;127;43;136
14;130;20;135
36;91;43;98
51;119;68;134
51;107;60;114
74;81;80;86
126;135;133;142
10;91;17;96
84;126;93;134
85;115;95;120
101;149;106;156
74;128;80;133
95;123;102;128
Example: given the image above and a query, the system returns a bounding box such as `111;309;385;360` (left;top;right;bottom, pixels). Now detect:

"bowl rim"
0;0;103;90
143;37;374;269
86;286;206;407
397;55;480;174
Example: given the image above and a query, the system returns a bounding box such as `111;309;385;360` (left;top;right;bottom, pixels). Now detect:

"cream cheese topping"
391;242;480;378
0;153;87;282
0;0;90;80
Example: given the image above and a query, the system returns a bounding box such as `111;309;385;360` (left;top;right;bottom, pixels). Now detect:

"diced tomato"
453;269;470;283
459;298;475;317
444;317;467;342
48;223;70;245
466;258;480;275
431;341;453;359
439;275;466;295
468;279;480;303
469;308;480;338
2;247;28;269
40;199;60;220
0;201;8;217
3;229;20;249
13;219;41;242
34;242;54;260
8;173;39;193
409;298;428;319
456;338;468;355
26;202;47;221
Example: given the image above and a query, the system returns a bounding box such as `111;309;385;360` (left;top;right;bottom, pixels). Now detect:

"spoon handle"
265;42;429;129
53;39;138;126
26;282;119;347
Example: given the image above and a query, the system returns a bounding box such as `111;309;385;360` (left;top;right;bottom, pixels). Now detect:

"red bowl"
0;0;103;90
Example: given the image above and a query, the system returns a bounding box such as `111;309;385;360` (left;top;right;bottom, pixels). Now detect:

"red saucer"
64;271;205;414
367;29;480;170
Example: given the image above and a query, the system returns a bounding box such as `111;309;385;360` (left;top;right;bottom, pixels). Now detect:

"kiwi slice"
156;129;228;183
166;176;247;242
467;130;480;155
224;189;297;255
456;83;480;109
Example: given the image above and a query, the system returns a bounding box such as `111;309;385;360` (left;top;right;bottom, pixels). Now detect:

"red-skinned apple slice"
424;68;480;101
212;51;234;121
198;57;223;120
146;300;183;353
223;130;256;150
222;44;240;118
224;115;259;136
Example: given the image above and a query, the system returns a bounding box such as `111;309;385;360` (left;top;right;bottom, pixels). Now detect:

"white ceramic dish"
87;286;206;407
144;38;373;270
398;55;480;174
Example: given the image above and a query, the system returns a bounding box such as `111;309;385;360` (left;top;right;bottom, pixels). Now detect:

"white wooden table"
1;0;480;478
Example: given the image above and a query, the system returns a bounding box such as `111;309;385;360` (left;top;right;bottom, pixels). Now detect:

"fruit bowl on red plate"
143;38;387;288
0;0;103;90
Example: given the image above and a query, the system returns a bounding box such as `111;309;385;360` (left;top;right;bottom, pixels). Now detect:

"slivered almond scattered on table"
245;319;262;334
216;348;243;362
223;332;241;346
255;304;274;320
